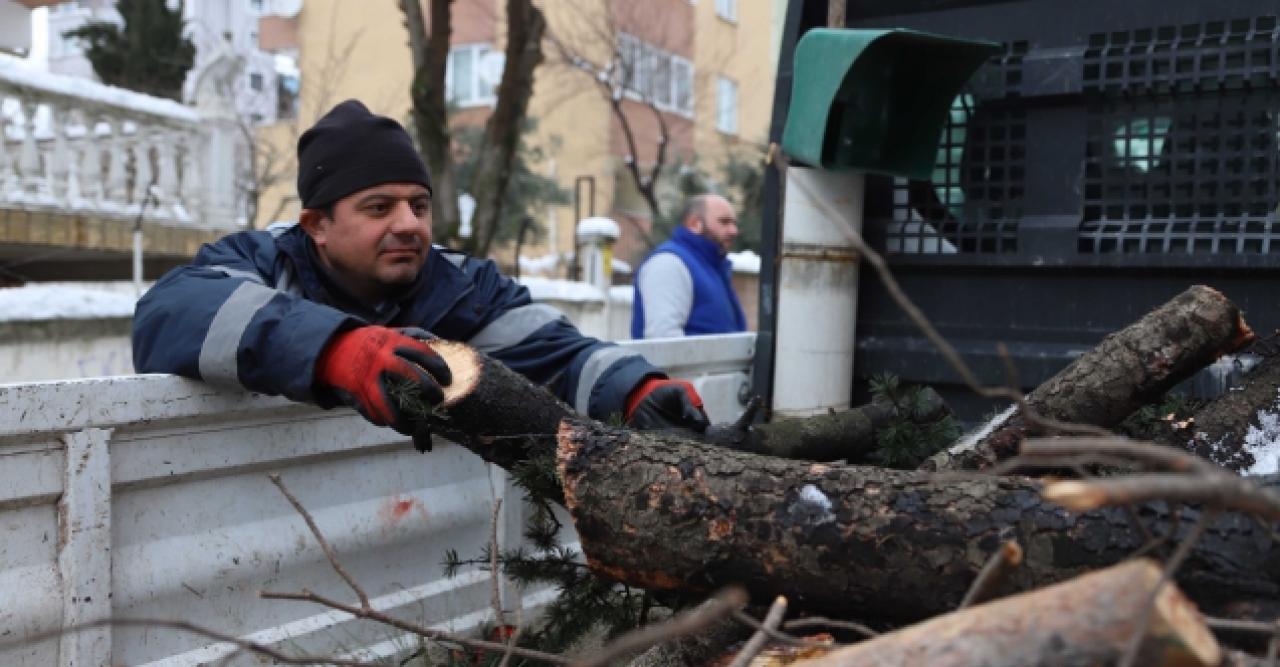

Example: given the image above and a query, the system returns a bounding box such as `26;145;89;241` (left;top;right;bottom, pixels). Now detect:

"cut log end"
1001;540;1024;567
556;419;584;509
1041;480;1107;512
1152;578;1222;667
431;340;484;406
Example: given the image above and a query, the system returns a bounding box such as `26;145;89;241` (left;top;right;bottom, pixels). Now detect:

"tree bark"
556;420;1280;622
403;0;461;243
924;285;1255;472
468;0;545;257
1172;355;1280;473
792;559;1221;667
723;389;949;462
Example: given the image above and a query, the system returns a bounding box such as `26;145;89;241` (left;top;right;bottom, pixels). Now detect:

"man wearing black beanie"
132;99;710;443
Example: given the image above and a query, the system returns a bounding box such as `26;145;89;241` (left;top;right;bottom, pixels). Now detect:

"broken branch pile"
413;284;1280;664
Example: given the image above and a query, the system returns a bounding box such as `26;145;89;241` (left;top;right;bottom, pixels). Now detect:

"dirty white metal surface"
0;334;754;665
773;167;863;418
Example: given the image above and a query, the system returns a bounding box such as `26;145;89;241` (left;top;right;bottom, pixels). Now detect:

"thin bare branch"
1118;510;1218;667
730;610;832;649
959;539;1024;609
261;589;570;664
728;596;788;667
1206;616;1280;635
0;617;381;666
647;101;669;191
497;606;525;667
1021;437;1222;476
783;616;879;638
1043;474;1280;520
268;473;371;611
572;586;749;667
489;497;507;629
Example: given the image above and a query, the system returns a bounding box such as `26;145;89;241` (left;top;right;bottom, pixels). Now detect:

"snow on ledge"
0;57;200;123
0;283;139;321
518;277;605;303
728;250;761;274
575;217;620;240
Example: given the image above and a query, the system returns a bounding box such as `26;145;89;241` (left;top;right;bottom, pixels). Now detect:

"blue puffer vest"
631;226;747;338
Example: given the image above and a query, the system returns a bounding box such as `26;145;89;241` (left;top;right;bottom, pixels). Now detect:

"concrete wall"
0;318;132;384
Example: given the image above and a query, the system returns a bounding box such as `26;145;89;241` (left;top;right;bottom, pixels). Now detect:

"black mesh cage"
1079;17;1280;254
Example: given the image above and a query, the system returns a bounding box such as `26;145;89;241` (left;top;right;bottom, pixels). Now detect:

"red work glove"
315;326;452;437
625;377;710;433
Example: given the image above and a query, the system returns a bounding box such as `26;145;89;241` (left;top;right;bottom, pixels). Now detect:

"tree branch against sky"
543;0;742;252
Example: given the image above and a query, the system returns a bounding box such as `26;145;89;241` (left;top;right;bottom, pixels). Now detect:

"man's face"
301;182;432;301
692;196;739;255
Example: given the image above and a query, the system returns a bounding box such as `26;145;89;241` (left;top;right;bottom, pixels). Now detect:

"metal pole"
132;228;143;296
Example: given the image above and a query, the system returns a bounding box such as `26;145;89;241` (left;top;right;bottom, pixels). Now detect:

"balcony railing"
0;59;241;230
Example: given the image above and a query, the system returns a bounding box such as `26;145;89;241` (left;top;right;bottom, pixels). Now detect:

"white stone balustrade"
0;61;242;230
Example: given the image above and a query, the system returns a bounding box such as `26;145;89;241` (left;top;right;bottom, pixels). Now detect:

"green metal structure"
781;28;999;179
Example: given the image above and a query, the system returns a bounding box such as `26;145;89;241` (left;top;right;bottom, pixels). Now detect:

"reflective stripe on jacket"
132;224;659;421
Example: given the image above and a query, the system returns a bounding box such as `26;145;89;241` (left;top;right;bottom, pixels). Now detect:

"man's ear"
298;208;328;246
685;215;703;234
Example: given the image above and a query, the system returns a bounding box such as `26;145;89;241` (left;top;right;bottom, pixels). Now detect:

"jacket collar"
672;225;730;269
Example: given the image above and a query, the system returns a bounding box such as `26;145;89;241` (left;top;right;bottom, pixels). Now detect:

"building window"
446;43;497;107
249;0;264;11
249;72;264;91
618;33;694;116
716;0;737;22
717;76;738;134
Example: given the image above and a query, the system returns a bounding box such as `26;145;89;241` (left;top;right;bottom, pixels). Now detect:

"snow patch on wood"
947;403;1018;456
1243;389;1280;476
796;483;834;525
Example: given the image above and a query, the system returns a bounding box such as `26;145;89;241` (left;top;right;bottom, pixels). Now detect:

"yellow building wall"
692;0;780;170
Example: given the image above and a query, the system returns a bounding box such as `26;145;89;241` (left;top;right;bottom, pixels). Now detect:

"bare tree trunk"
794;559;1221;667
403;0;461;243
556;419;1280;622
924;285;1255;472
468;0;546;257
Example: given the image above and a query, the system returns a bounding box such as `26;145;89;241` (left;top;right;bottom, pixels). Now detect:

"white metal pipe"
772;168;864;418
132;227;143;296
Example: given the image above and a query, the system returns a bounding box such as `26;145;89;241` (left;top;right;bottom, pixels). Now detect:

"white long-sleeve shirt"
634;252;693;338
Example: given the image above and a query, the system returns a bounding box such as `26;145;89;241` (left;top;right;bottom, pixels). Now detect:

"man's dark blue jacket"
133;224;659;420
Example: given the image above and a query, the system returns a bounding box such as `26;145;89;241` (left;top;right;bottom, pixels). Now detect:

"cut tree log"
415;340;573;471
716;389;950;462
414;340;1279;624
790;559;1221;667
923;285;1255;472
1172;354;1280;473
556;419;1280;622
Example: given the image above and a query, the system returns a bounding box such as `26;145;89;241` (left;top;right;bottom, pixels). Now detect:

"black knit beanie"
296;99;433;209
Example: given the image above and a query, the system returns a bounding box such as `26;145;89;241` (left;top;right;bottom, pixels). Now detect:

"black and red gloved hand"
624;377;711;434
315;326;452;450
